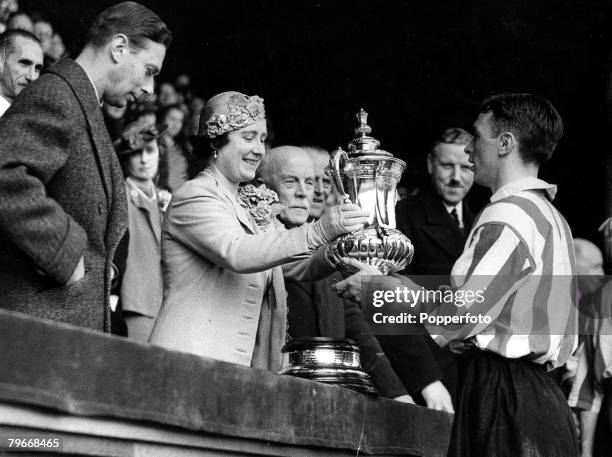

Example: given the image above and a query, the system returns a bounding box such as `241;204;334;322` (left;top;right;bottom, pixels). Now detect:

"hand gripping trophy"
326;109;414;274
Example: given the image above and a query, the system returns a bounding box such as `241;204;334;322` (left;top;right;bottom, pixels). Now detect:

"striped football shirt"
428;177;578;370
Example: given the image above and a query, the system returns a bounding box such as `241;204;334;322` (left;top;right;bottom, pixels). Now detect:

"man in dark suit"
379;128;474;412
0;2;171;333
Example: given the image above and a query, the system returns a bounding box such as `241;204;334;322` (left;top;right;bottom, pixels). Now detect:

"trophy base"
325;227;414;275
281;338;378;395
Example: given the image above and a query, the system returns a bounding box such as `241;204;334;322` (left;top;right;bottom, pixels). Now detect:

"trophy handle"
329;147;352;204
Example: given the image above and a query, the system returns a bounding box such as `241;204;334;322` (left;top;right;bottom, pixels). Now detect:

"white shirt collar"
443;200;464;227
75;62;102;106
0;94;10;117
490;176;557;203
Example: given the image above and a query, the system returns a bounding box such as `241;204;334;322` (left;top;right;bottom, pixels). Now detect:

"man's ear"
498;132;516;157
426;153;434;174
110;34;129;63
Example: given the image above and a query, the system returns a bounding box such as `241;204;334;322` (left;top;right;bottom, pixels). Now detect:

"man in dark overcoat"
0;2;171;332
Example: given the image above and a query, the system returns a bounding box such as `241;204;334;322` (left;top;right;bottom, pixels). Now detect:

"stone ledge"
0;309;451;456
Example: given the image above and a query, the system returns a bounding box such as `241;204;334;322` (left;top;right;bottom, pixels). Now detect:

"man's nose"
141;79;154;96
296;182;308;197
451;166;462;181
25;67;36;82
314;178;323;195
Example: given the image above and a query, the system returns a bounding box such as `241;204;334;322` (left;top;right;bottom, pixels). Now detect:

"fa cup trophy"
326;109;414;274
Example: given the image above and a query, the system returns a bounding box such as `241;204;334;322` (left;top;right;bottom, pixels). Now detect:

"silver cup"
326;109;414;274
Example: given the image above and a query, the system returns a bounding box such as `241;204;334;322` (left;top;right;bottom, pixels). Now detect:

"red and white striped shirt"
429;177;578;370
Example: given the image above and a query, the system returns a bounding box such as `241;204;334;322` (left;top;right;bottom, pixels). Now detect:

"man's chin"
443;197;463;205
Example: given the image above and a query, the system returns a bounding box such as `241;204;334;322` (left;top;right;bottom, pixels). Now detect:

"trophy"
326;109;414;274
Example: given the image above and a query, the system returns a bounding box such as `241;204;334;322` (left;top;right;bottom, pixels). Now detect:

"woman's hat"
197;91;265;139
114;118;165;155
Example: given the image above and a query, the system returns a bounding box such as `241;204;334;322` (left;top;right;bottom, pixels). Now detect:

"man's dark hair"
432;127;473;151
86;1;172;50
0;29;41;58
480;93;563;165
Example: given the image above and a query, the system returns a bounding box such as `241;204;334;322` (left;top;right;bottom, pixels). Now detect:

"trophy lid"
348;108;392;157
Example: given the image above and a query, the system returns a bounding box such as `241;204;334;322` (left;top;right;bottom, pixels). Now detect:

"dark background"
21;0;611;243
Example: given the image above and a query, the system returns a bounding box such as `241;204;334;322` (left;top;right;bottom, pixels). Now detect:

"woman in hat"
149;91;368;371
115;119;171;342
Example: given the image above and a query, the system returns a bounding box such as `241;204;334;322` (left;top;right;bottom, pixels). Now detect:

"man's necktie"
450;207;462;230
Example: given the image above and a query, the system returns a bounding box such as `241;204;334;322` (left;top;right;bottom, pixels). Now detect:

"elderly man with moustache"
0;29;42;116
257;145;413;403
0;2;171;332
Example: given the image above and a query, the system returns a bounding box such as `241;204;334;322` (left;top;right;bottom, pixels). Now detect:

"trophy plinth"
326;109;414;274
280;337;377;395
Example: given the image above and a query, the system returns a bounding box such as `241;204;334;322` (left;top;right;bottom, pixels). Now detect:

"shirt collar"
490;176;557;203
76;62;102;106
0;94;10;116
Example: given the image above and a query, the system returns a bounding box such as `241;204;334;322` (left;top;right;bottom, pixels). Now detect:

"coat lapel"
46;60;112;207
46;59;128;251
218;185;256;235
420;188;467;259
126;182;162;246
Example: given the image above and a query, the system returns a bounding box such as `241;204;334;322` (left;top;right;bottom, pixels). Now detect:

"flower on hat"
204;94;266;139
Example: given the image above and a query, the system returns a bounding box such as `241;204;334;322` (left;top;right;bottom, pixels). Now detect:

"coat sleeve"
166;188;318;274
343;300;409;398
377;334;444;393
282;246;334;282
0;81;87;284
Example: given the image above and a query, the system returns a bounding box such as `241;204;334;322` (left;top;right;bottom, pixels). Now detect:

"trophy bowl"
326;227;414;275
281;337;377;395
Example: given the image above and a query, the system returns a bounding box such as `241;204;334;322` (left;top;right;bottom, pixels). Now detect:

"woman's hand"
311;203;369;244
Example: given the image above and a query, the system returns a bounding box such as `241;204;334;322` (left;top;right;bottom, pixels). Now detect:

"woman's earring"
213;149;218;160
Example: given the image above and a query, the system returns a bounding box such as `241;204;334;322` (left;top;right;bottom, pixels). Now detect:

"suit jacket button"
98;203;103;214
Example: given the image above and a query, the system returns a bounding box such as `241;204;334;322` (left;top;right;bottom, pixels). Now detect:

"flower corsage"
156;188;172;213
237;184;283;231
